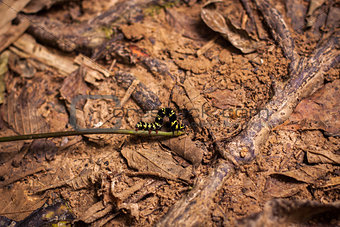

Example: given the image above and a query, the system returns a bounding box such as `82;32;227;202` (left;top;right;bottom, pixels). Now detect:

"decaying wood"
22;0;71;13
254;0;299;73
0;0;30;28
11;34;78;76
157;161;234;226
0;18;30;53
115;71;162;111
21;0;154;53
156;0;339;225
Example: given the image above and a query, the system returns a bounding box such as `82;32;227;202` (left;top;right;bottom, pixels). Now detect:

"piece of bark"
157;161;234;226
254;0;299;73
22;15;106;53
114;71;161;111
22;0;70;13
12;34;78;76
21;0;154;53
0;0;31;28
0;18;30;53
78;201;114;224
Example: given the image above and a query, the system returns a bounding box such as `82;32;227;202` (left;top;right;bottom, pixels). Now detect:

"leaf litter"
0;0;339;226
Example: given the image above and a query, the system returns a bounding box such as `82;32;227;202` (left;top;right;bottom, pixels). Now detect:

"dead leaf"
263;177;307;198
285;0;307;33
269;165;330;184
160;135;203;165
8;52;36;78
121;148;192;182
208;88;246;109
325;5;340;32
277;80;340;136
59;68;89;104
1;78;49;135
201;1;259;53
315;176;340;190
173;78;210;130
0;139;58;188
165;7;209;41
307;149;340;165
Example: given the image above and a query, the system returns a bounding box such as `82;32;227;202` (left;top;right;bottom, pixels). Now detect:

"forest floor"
0;0;339;226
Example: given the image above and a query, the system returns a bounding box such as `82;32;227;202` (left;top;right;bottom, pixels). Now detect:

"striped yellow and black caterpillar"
135;108;185;132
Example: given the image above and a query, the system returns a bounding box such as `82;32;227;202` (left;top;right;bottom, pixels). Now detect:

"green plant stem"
0;128;183;143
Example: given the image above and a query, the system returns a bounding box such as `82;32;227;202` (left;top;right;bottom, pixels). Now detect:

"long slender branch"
0;129;183;143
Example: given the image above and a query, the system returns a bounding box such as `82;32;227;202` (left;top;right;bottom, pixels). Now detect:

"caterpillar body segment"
135;108;185;132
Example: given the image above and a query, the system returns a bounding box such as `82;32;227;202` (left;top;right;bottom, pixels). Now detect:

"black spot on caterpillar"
135;108;185;132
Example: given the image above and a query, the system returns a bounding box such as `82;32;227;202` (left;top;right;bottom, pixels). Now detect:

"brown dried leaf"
59;68;89;104
1;78;49;135
160;136;203;165
165;7;208;41
315;176;340;191
269;165;330;184
8;52;36;78
208;88;246;109
306;0;327;28
264;177;307;198
0;139;57;188
307;149;340;165
201;2;258;53
285;0;307;33
278;80;340;136
172;79;209;130
121;148;192;182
